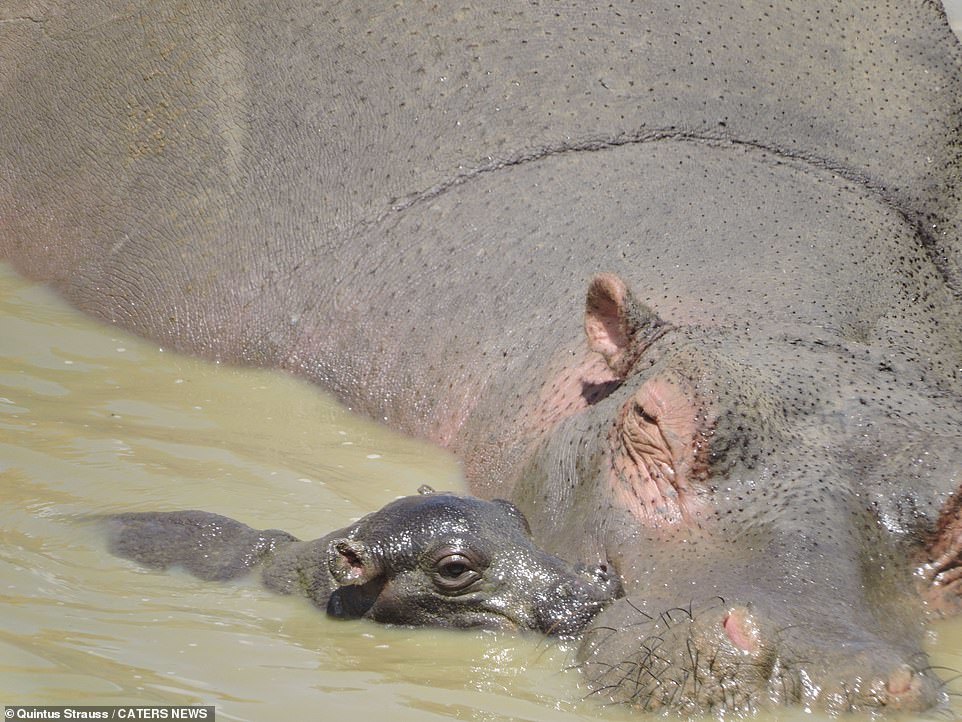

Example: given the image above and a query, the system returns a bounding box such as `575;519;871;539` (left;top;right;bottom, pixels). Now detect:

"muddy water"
0;262;615;722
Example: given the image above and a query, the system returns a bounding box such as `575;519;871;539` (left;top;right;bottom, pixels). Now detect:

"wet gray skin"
104;489;621;636
511;276;962;712
5;0;962;716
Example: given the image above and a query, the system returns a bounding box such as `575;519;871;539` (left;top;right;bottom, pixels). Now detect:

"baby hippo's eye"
433;553;482;593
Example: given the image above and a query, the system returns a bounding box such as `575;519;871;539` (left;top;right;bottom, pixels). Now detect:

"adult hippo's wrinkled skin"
3;0;962;715
104;489;621;635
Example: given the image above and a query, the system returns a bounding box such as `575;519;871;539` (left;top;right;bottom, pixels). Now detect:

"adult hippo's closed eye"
104;488;622;637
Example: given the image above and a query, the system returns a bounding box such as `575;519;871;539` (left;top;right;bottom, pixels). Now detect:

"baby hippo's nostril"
578;562;624;598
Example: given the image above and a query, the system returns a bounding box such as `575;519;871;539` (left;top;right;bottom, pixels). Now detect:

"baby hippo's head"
326;488;622;636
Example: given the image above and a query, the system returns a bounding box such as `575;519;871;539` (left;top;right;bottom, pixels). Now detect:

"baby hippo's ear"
492;498;532;535
328;539;382;586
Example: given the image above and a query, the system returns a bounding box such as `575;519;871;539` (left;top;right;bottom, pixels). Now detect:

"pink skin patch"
723;608;760;654
606;376;712;527
497;273;715;524
886;667;915;696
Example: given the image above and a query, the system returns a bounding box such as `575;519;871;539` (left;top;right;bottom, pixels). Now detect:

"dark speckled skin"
5;0;962;714
105;491;621;636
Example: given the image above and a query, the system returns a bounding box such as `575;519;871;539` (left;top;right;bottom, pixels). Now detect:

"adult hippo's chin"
3;0;962;716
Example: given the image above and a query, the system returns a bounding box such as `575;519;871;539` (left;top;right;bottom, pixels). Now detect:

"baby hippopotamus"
104;487;622;636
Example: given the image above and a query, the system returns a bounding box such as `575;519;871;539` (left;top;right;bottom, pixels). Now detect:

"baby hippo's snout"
527;560;624;637
580;562;622;593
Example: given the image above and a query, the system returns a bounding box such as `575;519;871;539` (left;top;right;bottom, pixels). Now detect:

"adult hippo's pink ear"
328;539;382;586
584;273;670;378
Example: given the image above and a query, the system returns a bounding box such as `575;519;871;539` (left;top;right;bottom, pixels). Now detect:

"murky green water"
5;4;962;719
0;262;618;722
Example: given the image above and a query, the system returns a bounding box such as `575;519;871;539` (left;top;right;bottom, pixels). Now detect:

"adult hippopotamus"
2;0;962;715
104;488;620;635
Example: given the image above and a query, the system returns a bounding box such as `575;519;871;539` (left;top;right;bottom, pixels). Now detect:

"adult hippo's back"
3;1;962;715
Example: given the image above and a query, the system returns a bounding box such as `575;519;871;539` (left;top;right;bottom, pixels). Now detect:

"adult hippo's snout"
579;597;943;714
